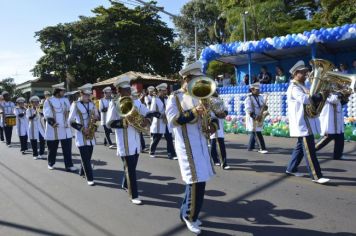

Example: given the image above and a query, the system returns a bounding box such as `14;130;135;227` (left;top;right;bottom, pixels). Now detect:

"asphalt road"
0;130;355;236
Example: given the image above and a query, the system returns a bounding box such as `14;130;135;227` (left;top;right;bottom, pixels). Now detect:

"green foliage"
206;61;235;78
0;78;16;97
33;2;184;88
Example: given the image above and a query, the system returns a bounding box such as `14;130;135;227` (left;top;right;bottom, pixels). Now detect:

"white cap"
81;90;92;95
179;61;204;77
156;83;168;90
289;60;309;75
1;91;9;96
114;77;131;88
78;83;93;91
29;96;40;102
147;86;155;92
44;91;51;96
249;82;260;89
102;86;112;93
16;97;26;103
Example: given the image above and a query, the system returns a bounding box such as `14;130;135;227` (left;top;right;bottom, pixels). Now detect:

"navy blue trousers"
248;131;266;150
79;145;94;181
211;138;228;167
150;127;176;158
121;154;139;199
19;135;28;151
0;126;4;141
103;125;113;146
315;133;344;160
47;138;74;169
31;133;45;157
4;126;13;145
140;132;146;150
287;135;323;180
180;182;206;222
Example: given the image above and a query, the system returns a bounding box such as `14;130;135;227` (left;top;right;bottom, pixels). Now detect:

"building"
15;77;60;99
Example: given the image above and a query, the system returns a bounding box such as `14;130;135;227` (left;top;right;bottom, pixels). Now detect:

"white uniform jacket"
150;96;171;134
210;118;225;139
166;89;215;184
99;98;112;126
44;97;72;140
144;95;153;108
287;81;320;137
68;101;98;147
244;94;265;132
106;98;149;157
26;108;45;140
0;101;15;127
14;107;28;136
319;94;344;135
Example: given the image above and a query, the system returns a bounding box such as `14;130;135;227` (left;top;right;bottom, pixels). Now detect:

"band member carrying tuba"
1;91;16;147
286;60;330;184
149;83;177;159
166;61;217;234
106;77;160;205
69;87;99;186
99;86;115;149
44;86;77;172
14;97;28;154
27;96;46;160
244;82;268;154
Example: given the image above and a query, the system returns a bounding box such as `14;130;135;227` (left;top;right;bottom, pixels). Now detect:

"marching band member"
166;61;216;234
244;82;268;154
316;92;349;160
107;77;159;205
99;86;115;149
1;91;16;146
69;88;99;186
44;86;77;172
286;60;330;184
27;96;45;159
149;83;177;159
0;95;5;142
14;97;28;154
210;92;230;169
144;86;155;108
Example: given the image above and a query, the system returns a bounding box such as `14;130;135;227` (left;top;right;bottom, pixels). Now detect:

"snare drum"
5;115;16;126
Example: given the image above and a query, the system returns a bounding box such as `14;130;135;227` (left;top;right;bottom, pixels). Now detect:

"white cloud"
0;50;44;84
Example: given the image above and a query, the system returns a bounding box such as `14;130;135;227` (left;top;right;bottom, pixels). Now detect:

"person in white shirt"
316;92;349;160
166;61;217;234
1;91;16;146
0;95;5;142
286;60;330;184
27;96;46;160
69;88;99;186
149;83;177;159
99;86;115;148
144;86;155;108
44;87;77;172
14;97;28;154
210;92;230;169
244;83;268;154
106;77;160;205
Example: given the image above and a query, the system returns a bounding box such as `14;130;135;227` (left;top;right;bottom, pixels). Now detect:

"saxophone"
255;95;269;127
86;109;98;140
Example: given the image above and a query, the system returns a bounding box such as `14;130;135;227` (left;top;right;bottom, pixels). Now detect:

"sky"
0;0;190;84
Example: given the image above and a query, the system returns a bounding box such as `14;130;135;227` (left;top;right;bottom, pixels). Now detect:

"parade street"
0;131;355;236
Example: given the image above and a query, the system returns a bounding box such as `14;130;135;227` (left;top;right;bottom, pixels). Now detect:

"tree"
33;2;184;88
0;78;17;97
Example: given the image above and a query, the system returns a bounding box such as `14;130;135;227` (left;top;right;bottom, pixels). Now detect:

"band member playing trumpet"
244;82;268;154
149;83;177;159
27;96;45;160
286;60;330;184
44;86;77;172
69;88;99;186
14;97;28;154
100;86;115;149
316;92;349;160
106;77;160;205
166;61;217;234
210;92;230;169
1;91;16;146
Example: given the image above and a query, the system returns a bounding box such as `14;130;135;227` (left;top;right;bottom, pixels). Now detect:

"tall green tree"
33;1;184;88
0;78;16;97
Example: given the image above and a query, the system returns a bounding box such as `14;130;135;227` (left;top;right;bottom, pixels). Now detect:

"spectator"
258;66;272;84
244;74;249;85
351;60;356;74
222;73;231;86
275;66;287;84
339;63;348;74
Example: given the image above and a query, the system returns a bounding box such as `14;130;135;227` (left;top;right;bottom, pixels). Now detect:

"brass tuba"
187;76;224;138
117;96;149;134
